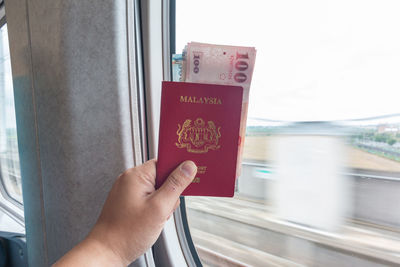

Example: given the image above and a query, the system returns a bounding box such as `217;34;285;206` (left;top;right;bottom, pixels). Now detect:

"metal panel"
5;0;48;264
5;0;148;266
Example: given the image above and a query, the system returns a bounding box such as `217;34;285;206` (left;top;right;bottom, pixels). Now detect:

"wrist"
84;231;128;267
53;233;127;267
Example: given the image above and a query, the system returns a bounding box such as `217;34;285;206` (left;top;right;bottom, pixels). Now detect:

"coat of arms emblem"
175;118;221;153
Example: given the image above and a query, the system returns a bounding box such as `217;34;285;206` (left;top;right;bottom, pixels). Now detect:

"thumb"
152;161;197;209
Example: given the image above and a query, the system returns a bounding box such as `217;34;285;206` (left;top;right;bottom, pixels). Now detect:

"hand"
53;159;197;266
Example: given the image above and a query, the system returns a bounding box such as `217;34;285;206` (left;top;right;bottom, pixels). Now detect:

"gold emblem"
176;118;221;153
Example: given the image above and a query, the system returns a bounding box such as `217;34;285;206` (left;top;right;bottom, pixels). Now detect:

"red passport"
156;81;243;197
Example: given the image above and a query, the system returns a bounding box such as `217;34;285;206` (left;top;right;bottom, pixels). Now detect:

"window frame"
167;0;202;264
174;197;202;266
0;172;23;210
140;0;202;266
0;5;25;228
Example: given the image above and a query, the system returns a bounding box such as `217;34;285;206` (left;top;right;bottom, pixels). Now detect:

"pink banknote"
183;42;257;177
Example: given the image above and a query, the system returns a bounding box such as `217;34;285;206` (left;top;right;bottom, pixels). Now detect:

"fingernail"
180;161;197;178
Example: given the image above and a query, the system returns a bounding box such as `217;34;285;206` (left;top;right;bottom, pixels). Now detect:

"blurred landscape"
186;115;400;267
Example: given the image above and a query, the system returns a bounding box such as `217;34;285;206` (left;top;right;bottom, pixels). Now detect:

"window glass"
0;24;22;204
176;1;400;266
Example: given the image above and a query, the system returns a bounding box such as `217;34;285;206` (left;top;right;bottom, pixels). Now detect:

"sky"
176;0;400;122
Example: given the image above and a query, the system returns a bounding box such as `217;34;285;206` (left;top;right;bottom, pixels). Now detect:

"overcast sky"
176;0;400;122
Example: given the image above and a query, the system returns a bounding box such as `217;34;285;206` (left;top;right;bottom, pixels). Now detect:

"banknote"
184;42;256;102
183;42;257;177
172;51;188;82
172;54;184;82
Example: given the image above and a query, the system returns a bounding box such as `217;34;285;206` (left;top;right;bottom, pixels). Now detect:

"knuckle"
137;160;157;176
119;168;134;179
138;170;156;187
117;167;156;188
117;168;136;184
167;172;185;189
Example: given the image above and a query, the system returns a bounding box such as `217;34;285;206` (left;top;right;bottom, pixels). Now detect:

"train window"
0;24;22;205
175;0;400;266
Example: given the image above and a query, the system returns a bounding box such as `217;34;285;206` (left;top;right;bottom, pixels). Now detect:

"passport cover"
156;81;243;197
